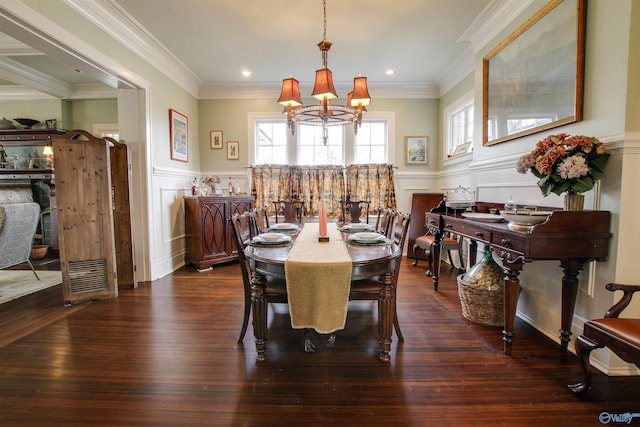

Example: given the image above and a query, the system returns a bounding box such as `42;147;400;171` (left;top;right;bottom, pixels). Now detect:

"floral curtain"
345;163;397;212
251;164;395;218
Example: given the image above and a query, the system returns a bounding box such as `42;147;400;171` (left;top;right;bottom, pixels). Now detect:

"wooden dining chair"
272;200;304;224
252;205;270;235
374;207;396;238
412;212;463;290
349;212;411;341
229;212;287;343
341;197;370;224
568;283;640;395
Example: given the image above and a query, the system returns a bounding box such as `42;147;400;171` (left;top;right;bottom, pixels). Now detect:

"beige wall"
67;99;118;132
0;99;62;128
197;97;438;173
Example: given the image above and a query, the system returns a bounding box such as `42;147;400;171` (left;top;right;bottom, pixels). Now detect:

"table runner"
284;222;352;334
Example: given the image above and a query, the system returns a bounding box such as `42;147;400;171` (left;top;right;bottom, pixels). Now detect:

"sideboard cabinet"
185;195;254;269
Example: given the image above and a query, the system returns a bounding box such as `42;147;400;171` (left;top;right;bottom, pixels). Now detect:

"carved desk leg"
431;216;444;291
250;270;268;363
559;258;585;354
501;261;523;355
377;272;394;362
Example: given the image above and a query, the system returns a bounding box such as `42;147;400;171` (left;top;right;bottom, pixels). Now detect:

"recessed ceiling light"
241;70;251;77
385;69;395;76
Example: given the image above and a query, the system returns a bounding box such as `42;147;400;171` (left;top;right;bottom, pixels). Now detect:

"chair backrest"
229;212;253;295
273;200;304;224
229;211;254;251
375;207;397;238
253;205;270;234
342;198;370;224
390;212;411;277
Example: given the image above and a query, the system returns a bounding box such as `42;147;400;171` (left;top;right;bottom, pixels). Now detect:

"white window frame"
443;90;474;159
248;111;395;166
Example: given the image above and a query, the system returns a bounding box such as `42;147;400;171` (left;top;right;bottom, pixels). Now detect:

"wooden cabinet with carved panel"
184;195;253;269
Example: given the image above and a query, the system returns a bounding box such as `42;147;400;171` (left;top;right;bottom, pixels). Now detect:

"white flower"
557;155;589;180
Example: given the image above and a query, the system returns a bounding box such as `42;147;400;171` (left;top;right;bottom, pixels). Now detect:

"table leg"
559;259;585;353
468;239;478;267
250;271;268;362
502;265;522;355
432;225;443;291
378;272;394;362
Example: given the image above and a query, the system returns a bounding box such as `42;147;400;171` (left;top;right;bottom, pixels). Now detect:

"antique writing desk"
426;202;611;355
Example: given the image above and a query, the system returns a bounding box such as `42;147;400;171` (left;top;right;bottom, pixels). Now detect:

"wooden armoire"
53;130;135;305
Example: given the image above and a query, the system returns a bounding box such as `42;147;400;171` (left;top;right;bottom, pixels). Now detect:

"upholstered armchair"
0;202;41;279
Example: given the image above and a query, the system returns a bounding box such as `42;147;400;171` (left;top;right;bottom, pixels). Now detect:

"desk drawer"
444;220;490;242
491;231;526;254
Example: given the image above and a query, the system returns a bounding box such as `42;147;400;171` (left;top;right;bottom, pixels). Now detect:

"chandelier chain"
322;0;327;41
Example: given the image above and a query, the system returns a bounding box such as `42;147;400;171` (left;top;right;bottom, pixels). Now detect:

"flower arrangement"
516;133;609;196
203;175;221;187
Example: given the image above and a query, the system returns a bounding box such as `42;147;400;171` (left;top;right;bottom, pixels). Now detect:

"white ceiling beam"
0;56;71;98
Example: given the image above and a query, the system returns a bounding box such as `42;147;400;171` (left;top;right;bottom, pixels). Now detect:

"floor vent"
68;259;108;294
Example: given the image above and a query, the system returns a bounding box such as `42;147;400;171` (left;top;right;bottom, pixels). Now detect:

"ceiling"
0;0;529;101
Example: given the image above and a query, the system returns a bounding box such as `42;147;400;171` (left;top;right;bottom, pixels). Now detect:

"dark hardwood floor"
0;259;637;426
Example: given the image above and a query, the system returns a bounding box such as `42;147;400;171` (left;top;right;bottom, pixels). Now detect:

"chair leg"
411;244;420;266
27;260;40;281
238;288;251;343
425;247;433;277
568;334;603;395
393;312;404;342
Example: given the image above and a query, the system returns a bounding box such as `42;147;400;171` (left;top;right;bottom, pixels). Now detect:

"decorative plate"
269;223;299;231
461;212;504;222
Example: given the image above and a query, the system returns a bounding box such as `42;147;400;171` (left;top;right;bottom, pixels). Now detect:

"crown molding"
435;46;475;96
458;0;535;54
65;0;201;98
434;0;533;97
0;85;58;100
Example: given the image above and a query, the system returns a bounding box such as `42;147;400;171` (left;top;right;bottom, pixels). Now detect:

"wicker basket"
30;244;49;260
457;274;504;326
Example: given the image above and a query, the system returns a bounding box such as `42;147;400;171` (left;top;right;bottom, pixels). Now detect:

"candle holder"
318;235;329;242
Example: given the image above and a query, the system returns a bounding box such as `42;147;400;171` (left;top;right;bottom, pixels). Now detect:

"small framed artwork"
404;136;428;165
210;130;223;149
226;141;239;160
452;141;472;156
169;109;188;162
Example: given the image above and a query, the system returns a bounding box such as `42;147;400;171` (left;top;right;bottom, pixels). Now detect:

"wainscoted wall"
150;167;251;279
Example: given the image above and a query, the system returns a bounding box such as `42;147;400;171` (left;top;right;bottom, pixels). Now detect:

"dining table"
244;222;402;363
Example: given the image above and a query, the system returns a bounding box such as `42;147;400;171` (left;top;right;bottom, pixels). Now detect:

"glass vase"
563;193;584;211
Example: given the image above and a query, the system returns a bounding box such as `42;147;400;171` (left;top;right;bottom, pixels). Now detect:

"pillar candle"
319;201;327;237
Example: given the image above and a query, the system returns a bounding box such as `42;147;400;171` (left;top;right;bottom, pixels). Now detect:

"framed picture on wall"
169;109;188;162
227;141;239;160
404;136;428;165
210;130;223;149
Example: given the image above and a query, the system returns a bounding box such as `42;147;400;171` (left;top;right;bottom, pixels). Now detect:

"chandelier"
277;0;371;145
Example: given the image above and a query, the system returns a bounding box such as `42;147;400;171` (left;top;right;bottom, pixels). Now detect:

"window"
444;91;473;158
355;120;387;164
248;111;395;166
92;123;119;140
255;119;288;164
298;125;344;165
